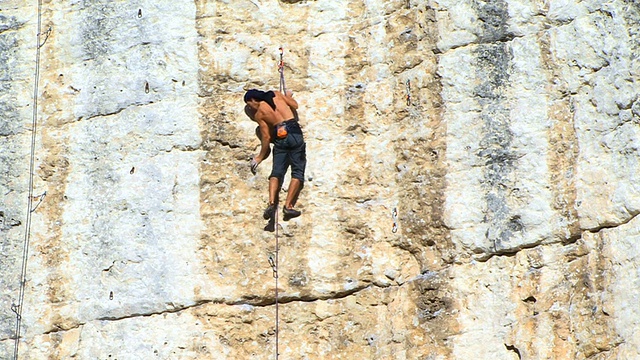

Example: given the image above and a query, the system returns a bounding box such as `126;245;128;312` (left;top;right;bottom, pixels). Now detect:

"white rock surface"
1;0;640;359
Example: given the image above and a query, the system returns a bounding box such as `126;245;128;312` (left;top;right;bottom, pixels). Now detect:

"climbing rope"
270;204;280;360
272;46;287;360
13;1;46;358
278;47;286;94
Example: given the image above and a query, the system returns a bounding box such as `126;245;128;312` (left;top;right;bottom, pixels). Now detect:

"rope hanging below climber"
13;2;47;360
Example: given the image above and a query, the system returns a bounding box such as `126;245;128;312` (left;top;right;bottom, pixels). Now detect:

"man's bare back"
253;91;297;127
244;90;299;171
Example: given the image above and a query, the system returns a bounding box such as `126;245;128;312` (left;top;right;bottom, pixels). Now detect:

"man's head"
244;89;276;110
244;90;261;110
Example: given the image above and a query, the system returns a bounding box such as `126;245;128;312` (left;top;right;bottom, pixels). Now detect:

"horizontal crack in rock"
20;274;438;339
439;33;524;54
79;100;156;122
474;212;640;263
211;139;241;149
474;240;545;263
586;211;640;234
236;283;373;307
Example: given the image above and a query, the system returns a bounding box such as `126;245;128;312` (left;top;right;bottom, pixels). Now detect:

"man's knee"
291;169;305;183
269;174;285;183
290;160;305;182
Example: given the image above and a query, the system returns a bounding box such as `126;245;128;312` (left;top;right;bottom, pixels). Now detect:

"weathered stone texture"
0;2;37;348
1;0;640;359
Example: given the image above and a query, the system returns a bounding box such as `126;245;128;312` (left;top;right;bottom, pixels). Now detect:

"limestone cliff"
1;0;640;359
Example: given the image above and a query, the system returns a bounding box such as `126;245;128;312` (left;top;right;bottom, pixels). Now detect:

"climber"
244;88;306;222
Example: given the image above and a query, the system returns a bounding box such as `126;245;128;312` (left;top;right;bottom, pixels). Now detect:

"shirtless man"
244;88;306;221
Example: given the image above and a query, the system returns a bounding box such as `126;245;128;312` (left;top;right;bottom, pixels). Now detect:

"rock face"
1;0;640;359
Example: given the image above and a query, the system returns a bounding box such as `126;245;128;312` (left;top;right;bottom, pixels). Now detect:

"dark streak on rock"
475;41;518;253
80;0;119;63
473;0;511;43
0;18;21;137
471;0;520;255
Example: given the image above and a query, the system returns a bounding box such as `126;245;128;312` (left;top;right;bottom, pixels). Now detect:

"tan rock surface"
1;0;640;359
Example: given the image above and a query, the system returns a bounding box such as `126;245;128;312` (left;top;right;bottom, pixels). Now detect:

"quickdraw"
405;79;411;106
30;191;46;213
392;207;399;233
278;47;286;93
268;254;277;278
10;303;19;319
38;26;52;49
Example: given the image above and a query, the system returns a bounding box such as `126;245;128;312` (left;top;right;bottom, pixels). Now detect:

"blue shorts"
270;120;306;182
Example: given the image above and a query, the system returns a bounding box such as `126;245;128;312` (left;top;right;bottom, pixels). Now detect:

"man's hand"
250;157;261;175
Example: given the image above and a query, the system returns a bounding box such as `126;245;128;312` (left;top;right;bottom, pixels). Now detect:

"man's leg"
282;178;302;220
265;140;287;221
283;136;306;220
269;177;280;205
263;178;280;220
284;178;303;209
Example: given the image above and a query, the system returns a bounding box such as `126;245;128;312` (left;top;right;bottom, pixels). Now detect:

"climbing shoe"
282;207;301;221
263;203;275;220
264;219;275;232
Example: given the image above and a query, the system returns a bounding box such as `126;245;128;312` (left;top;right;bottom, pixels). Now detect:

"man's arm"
244;105;257;121
282;90;298;110
250;118;271;175
255;118;271;162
